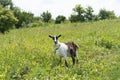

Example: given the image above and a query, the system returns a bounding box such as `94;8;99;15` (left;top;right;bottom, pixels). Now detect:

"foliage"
0;0;13;9
95;37;115;49
98;9;116;20
29;21;45;27
0;6;18;33
41;11;52;23
19;11;34;27
92;15;99;21
72;4;85;22
69;14;79;23
12;7;34;28
69;4;97;22
0;19;120;79
73;4;85;16
85;6;94;21
69;4;117;23
55;15;66;24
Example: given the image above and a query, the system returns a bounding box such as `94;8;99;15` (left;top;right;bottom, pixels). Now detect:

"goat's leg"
76;59;78;64
76;51;79;64
71;51;75;65
65;59;68;67
59;56;62;63
76;57;78;64
72;57;75;65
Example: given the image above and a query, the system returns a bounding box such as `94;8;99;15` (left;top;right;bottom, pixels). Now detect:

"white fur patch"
55;42;70;58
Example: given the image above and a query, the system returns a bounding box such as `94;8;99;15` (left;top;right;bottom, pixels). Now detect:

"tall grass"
0;19;120;80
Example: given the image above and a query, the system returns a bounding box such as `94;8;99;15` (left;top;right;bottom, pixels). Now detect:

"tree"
69;14;79;23
41;11;52;22
73;4;85;22
0;6;18;33
85;6;94;21
55;15;66;24
0;0;13;9
12;7;34;28
93;15;99;21
98;9;116;20
21;11;34;27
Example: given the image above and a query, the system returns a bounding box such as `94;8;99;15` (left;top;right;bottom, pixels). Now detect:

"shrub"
98;9;116;20
55;15;66;24
95;38;114;49
0;6;18;33
41;11;52;23
30;21;45;27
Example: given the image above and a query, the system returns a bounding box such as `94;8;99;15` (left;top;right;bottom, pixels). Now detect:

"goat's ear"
58;34;61;38
49;35;53;38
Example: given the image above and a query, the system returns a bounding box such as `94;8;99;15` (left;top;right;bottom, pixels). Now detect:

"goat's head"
49;35;61;44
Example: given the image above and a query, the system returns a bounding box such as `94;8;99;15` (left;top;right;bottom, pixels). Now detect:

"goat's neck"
54;41;61;50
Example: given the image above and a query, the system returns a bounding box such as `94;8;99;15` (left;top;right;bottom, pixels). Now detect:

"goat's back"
65;42;78;57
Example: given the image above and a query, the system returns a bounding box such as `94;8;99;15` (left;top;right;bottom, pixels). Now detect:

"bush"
55;15;66;24
30;21;45;27
98;9;116;20
13;7;34;28
0;6;18;33
95;38;114;49
41;11;52;23
69;14;79;22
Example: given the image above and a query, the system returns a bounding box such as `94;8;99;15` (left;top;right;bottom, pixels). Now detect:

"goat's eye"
52;37;55;40
56;37;58;39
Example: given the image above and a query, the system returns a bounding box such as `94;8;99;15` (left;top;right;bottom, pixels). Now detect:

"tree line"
0;0;118;33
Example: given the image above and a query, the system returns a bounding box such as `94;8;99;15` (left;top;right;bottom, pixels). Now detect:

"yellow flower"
0;74;5;79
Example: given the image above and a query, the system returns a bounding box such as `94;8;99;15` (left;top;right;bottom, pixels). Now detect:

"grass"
0;19;120;80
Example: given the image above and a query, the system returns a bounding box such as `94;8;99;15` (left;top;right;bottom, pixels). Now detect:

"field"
0;19;120;80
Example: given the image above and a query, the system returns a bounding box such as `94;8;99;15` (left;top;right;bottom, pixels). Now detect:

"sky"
12;0;120;19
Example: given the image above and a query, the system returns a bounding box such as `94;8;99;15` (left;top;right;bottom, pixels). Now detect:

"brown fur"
65;41;78;65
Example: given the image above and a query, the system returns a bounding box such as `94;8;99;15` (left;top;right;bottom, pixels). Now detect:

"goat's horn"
49;35;53;38
58;35;61;37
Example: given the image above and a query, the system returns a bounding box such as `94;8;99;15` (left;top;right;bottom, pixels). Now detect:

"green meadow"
0;19;120;80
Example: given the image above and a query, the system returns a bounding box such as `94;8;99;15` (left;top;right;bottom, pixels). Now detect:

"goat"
49;34;78;67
